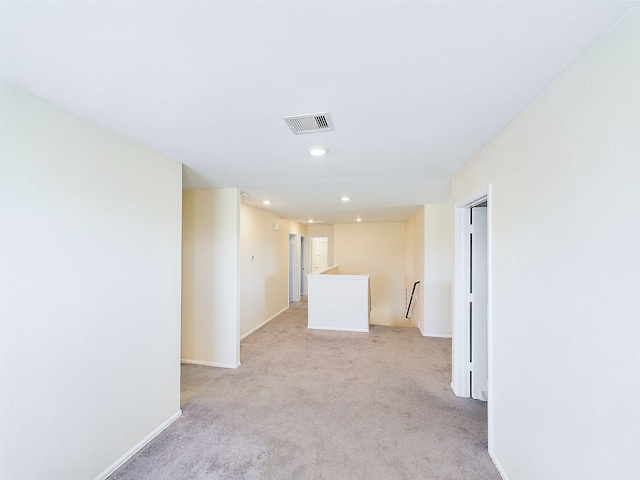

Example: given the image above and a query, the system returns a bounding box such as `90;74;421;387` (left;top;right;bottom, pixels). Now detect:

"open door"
452;186;491;401
470;205;488;400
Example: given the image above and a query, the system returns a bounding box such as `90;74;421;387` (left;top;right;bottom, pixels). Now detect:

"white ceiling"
1;1;636;224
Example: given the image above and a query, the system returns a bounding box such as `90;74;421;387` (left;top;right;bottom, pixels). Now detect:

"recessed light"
263;200;271;205
356;218;362;222
308;146;328;157
341;196;350;202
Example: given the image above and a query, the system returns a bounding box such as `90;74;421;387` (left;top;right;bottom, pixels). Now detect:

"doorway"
311;236;328;272
452;186;491;401
300;235;309;296
288;234;299;303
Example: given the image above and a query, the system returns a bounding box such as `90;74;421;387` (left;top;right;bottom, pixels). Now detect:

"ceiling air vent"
283;112;334;135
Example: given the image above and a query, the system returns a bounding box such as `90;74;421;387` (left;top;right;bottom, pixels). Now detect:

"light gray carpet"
109;299;501;479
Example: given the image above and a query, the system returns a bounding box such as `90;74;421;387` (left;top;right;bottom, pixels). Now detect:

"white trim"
452;185;492;399
422;333;453;339
240;306;289;340
489;447;509;480
93;409;182;480
181;359;241;369
452;204;471;398
307;326;369;333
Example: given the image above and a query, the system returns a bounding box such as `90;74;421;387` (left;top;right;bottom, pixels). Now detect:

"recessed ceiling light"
356;218;362;222
263;200;271;205
308;219;314;223
308;146;328;157
341;196;350;202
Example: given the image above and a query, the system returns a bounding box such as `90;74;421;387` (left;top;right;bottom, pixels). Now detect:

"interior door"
300;236;308;296
311;237;328;272
470;206;488;400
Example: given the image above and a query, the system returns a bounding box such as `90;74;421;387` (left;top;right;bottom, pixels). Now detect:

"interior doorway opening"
452;186;491;401
300;235;309;296
311;236;328;272
288;234;299;303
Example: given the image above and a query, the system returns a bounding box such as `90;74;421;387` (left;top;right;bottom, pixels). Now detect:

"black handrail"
406;281;420;319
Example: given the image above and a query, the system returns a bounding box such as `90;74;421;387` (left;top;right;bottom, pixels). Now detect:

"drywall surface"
452;9;639;479
182;189;240;368
0;83;182;479
240;204;300;337
423;204;454;337
307;273;370;332
405;207;425;330
334;223;408;327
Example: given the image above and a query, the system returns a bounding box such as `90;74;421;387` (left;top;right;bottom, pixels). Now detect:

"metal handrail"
406;281;420;319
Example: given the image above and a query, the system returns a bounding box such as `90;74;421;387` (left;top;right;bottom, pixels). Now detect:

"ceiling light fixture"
263;200;271;205
356;218;362;222
308;146;328;157
341;196;350;202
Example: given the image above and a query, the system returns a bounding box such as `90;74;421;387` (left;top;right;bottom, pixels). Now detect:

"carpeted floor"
109;298;501;479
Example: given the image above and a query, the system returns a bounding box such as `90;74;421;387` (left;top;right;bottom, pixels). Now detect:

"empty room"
1;1;638;479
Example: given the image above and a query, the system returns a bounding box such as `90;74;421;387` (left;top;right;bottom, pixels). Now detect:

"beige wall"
182;189;240;368
240;205;307;338
423;204;454;337
405;207;425;329
0;83;182;479
452;9;639;479
334;223;408;327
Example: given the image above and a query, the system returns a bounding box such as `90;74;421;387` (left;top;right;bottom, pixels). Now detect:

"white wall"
452;9;639;480
0;83;183;479
182;189;240;368
334;223;408;327
307;273;370;332
423;204;454;337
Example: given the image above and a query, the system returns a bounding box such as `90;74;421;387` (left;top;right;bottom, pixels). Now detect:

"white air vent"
283;112;334;134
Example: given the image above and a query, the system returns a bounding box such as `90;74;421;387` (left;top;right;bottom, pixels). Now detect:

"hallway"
110;300;499;479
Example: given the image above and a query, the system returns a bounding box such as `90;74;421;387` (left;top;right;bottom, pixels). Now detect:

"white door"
470;206;488;400
311;237;328;272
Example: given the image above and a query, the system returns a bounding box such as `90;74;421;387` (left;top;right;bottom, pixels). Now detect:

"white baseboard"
94;409;182;480
422;332;452;338
240;306;289;340
489;447;509;480
307;325;369;333
181;359;241;369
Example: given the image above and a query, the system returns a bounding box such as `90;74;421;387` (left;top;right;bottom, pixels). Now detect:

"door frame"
300;235;309;296
452;185;492;399
288;234;299;302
